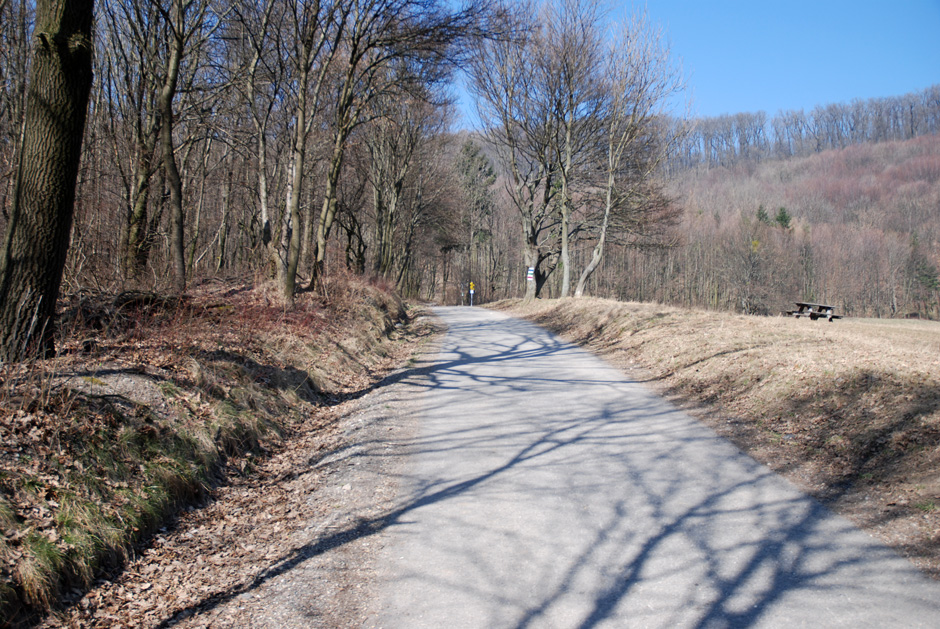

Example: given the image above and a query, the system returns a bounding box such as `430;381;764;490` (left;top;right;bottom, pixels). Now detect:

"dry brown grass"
492;297;940;578
0;277;408;624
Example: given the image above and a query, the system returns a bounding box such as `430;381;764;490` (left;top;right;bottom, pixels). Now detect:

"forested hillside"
473;98;940;319
0;0;937;336
605;132;940;318
671;85;940;169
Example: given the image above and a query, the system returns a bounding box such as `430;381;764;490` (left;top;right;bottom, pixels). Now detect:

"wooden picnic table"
787;302;841;321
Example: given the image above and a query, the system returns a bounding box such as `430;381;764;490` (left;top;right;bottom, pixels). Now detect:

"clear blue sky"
640;0;940;118
455;0;940;126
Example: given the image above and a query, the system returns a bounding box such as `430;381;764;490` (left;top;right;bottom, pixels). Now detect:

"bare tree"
363;78;444;278
308;0;495;290
471;1;682;302
225;0;287;271
470;2;560;301
455;139;497;300
99;0;166;277
157;0;217;293
0;0;94;360
541;0;605;298
275;0;348;304
394;127;461;296
574;9;685;297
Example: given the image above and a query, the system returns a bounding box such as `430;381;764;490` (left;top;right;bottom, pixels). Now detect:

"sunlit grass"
0;278;408;618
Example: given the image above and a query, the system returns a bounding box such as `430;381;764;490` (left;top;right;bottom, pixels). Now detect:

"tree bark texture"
310;133;347;288
160;4;186;293
0;0;94;361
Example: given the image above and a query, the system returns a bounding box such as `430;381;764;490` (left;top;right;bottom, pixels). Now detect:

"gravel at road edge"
43;314;442;628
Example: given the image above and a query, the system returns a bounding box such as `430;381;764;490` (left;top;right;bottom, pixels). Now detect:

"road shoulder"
46;313;444;628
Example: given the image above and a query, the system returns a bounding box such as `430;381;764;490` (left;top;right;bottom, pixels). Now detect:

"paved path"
369;307;940;628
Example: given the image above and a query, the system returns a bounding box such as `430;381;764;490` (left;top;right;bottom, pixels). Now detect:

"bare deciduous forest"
606;131;940;318
0;0;938;341
1;0;940;621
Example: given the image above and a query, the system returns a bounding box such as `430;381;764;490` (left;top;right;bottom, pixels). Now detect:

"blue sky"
641;0;940;118
455;0;940;126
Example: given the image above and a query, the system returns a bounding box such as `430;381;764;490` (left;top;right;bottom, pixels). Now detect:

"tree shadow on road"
157;308;939;627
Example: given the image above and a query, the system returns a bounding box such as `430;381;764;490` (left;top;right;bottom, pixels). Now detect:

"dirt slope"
38;312;439;628
0;278;417;626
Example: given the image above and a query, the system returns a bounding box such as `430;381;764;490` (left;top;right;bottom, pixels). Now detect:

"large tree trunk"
122;108;160;278
125;166;152;275
0;0;94;361
375;185;401;278
522;217;538;302
279;150;304;304
162;110;185;292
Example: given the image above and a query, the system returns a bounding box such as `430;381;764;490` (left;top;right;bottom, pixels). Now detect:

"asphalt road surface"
368;306;940;628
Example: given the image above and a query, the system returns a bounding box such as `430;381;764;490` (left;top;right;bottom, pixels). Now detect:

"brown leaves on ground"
47;408;344;628
37;304;431;629
0;277;409;625
495;297;940;578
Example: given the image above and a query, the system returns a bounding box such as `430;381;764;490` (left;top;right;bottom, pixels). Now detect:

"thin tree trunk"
217;165;233;272
278;56;308;305
574;171;613;297
188;139;212;275
160;5;186;293
311;133;346;288
559;115;573;298
257;131;273;268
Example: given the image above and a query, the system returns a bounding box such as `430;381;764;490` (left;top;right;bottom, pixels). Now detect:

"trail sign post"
469;281;475;306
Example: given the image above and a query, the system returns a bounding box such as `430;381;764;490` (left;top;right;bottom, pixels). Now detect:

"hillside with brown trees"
617;135;940;318
1;0;936;322
576;133;940;318
670;85;940;169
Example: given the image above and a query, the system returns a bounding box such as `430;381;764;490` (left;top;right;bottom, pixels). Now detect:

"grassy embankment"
493;298;940;576
0;277;409;624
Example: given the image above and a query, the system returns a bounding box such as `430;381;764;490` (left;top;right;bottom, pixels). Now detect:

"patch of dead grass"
493;297;940;578
0;277;409;624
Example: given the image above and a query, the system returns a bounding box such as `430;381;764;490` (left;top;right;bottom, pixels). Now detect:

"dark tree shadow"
152;307;940;627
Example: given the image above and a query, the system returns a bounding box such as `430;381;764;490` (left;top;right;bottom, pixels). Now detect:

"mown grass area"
0;276;407;624
492;298;940;577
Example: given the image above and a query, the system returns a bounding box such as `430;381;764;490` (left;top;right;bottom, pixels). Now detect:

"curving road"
367;306;940;628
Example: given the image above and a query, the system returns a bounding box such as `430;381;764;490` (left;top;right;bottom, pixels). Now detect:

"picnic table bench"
787;302;841;321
